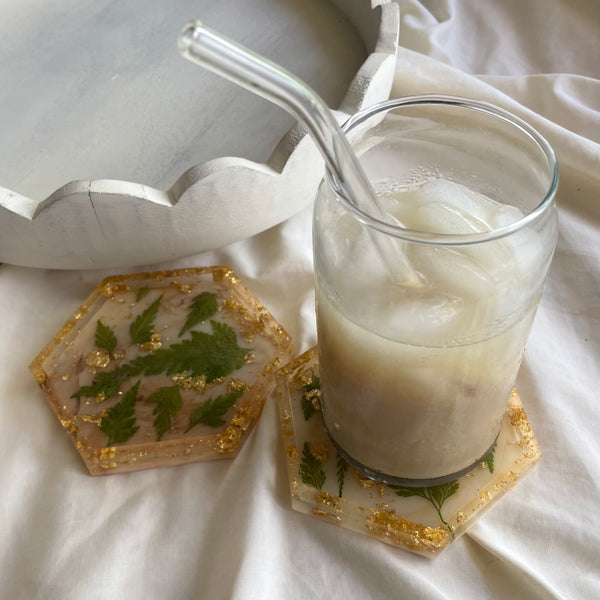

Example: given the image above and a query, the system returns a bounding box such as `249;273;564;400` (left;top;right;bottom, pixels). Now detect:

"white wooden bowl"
0;0;398;269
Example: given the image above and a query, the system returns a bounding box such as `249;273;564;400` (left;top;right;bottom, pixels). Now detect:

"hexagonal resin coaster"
30;266;293;475
275;347;541;557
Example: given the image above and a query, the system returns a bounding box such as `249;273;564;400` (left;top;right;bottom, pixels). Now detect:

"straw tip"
178;19;203;53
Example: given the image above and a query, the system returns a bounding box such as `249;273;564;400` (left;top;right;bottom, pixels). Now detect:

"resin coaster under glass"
275;347;541;557
30;266;293;475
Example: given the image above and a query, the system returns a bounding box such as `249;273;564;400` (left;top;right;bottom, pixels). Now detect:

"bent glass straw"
178;21;421;285
178;20;384;217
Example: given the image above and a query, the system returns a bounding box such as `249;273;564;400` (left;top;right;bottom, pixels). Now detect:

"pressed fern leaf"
336;454;349;498
72;369;123;400
391;480;459;530
179;292;219;337
300;373;321;420
482;445;496;473
95;320;117;354
299;442;326;490
130;295;162;345
145;385;182;441
185;389;244;431
99;381;140;445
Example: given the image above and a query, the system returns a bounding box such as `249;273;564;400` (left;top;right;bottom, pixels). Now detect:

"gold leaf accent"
102;282;129;297
312;508;341;525
227;378;249;392
172;373;207;392
139;333;162;351
315;491;341;512
170;281;193;294
286;444;298;465
308;442;329;463
366;506;449;552
214;406;253;454
86;350;111;371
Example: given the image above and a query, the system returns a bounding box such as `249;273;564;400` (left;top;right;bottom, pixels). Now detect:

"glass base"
324;418;501;488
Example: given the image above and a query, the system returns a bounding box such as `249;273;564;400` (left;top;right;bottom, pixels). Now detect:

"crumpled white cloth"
1;1;599;599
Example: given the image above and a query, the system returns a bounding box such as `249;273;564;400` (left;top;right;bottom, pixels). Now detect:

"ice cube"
414;179;502;228
357;282;466;343
410;245;496;301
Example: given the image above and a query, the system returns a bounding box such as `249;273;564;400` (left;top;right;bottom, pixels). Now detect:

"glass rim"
325;94;559;245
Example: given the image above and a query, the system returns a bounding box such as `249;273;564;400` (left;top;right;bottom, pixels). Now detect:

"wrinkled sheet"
1;1;599;598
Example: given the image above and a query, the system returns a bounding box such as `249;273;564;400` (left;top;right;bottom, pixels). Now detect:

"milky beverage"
317;178;544;481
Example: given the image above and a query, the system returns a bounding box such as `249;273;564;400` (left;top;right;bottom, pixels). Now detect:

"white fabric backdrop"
1;1;599;598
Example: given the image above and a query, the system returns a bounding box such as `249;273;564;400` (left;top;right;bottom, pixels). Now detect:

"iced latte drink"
313;97;558;485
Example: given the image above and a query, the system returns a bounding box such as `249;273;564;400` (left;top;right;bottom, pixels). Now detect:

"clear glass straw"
178;21;386;216
178;21;421;286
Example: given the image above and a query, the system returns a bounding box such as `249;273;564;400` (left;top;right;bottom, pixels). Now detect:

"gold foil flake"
95;392;106;403
509;406;532;433
34;370;46;385
455;511;467;523
315;491;341;512
227;378;249;392
492;470;518;492
86;350;111;371
244;352;255;364
173;373;207;392
355;471;377;488
214;427;242;454
60;416;77;432
140;333;162;352
214;406;253;454
230;407;254;430
222;299;264;342
241;325;262;343
286;445;298;465
170;281;193;294
61;374;70;381
102;282;129;297
99;447;118;460
366;507;448;551
308;442;329;463
312;509;341;525
212;266;233;283
78;410;109;425
522;448;539;460
222;298;246;317
305;388;321;412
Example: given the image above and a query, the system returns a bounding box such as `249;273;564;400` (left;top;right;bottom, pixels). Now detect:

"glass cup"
313;96;558;486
